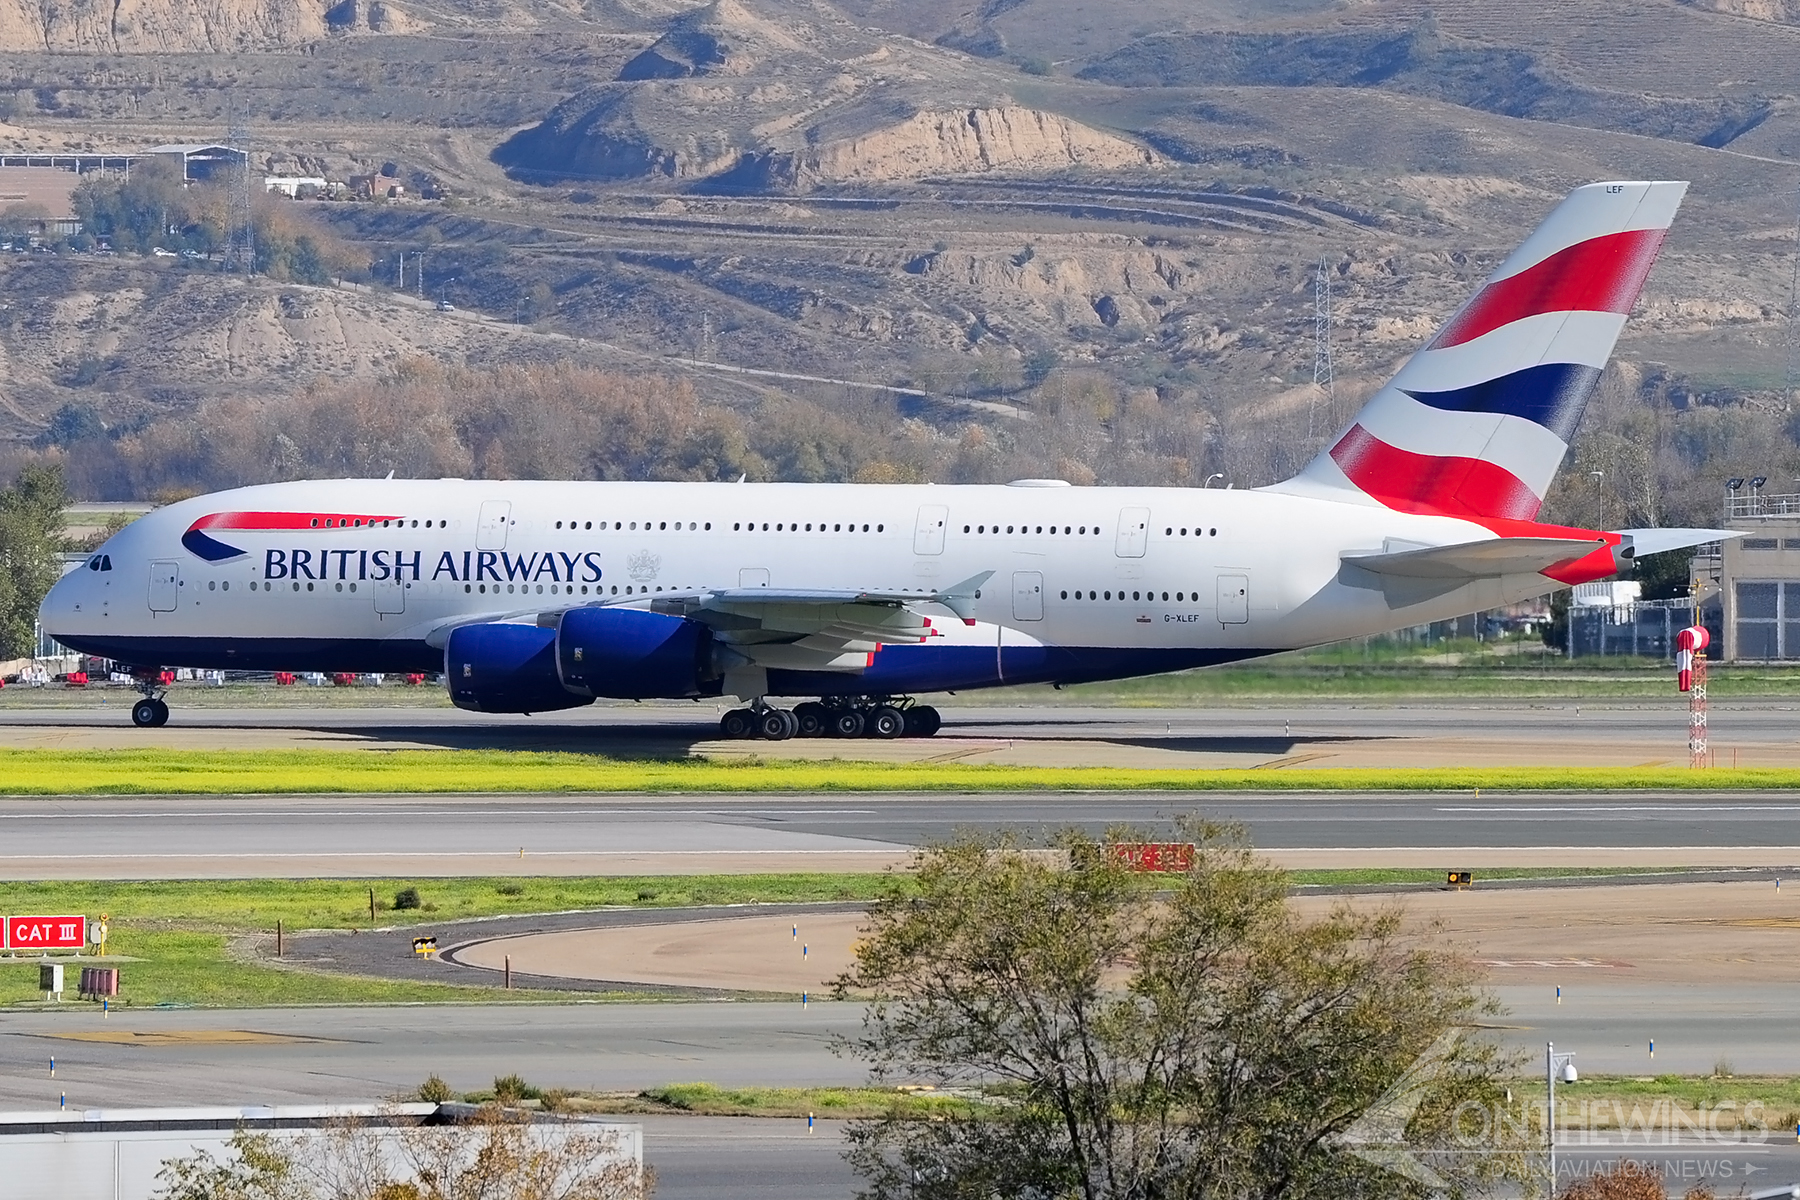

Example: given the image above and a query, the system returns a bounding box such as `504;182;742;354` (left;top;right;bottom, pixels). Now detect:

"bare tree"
153;1106;645;1200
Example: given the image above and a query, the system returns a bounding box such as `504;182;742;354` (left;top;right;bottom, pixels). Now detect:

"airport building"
1711;478;1800;662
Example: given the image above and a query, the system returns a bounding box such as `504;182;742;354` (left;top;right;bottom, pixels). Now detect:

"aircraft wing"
648;571;993;673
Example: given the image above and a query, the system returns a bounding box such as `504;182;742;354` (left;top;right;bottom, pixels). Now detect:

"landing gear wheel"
903;705;941;737
867;705;905;739
720;708;756;739
793;702;827;738
757;708;797;741
831;709;865;738
151;698;169;727
132;698;161;728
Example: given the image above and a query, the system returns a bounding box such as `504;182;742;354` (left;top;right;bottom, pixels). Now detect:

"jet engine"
556;606;712;699
445;622;592;714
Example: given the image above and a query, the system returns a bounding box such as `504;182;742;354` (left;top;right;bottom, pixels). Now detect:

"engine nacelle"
445;622;592;714
557;606;710;699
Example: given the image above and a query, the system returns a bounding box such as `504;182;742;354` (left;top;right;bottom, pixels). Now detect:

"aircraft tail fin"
1268;181;1687;523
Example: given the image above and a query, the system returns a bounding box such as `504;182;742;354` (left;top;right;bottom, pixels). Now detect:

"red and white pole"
1676;626;1710;769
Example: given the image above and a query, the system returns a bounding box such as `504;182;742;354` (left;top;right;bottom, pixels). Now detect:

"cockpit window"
87;555;100;569
99;555;112;571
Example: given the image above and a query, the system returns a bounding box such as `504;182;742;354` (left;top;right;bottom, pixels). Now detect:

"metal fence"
1567;598;1720;660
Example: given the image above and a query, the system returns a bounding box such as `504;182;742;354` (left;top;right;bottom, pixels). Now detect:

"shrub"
493;1074;537;1105
494;882;524;897
417;1074;454;1103
393;887;421;911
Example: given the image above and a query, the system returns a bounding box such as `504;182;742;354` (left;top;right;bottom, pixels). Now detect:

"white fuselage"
40;478;1558;695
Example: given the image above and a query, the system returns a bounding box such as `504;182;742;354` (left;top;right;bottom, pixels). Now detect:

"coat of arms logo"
627;550;661;583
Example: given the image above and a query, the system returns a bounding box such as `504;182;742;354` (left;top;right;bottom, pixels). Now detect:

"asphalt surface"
5;996;1799;1200
3;698;1800;769
6;791;1800;880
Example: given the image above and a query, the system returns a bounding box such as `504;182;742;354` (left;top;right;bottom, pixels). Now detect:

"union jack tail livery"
1276;181;1687;522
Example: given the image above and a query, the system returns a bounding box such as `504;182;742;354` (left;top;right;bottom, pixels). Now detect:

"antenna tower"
226;106;254;277
1311;256;1335;439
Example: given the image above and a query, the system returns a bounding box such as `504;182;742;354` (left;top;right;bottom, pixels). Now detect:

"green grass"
624;1083;981;1119
0;875;900;932
5;749;1800;794
0;874;899;1010
458;1076;1800;1126
1545;1075;1800;1131
0;929;530;1007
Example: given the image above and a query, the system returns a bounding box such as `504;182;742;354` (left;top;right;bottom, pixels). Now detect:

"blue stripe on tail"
1401;362;1602;443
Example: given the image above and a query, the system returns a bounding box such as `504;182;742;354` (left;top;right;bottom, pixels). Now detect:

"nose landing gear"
130;696;170;728
129;668;171;727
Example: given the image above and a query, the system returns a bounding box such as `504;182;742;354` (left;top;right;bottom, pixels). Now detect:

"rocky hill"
0;0;324;51
494;0;1155;188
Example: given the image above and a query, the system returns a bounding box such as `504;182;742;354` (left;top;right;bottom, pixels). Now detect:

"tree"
835;825;1530;1200
0;462;70;659
154;1107;646;1200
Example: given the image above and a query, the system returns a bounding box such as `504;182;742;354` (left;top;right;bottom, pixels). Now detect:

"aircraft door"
1115;507;1149;558
475;501;512;551
1012;571;1043;622
148;561;179;613
739;567;770;588
913;505;949;555
374;572;405;615
1217;573;1249;624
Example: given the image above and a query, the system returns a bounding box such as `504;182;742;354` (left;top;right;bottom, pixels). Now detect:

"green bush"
417;1074;454;1103
393;887;421;911
493;1074;540;1105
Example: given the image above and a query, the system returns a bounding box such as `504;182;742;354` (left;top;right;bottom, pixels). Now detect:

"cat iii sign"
4;916;87;950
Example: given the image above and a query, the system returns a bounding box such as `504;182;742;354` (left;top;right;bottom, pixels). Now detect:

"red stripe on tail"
1428;227;1666;350
1329;425;1543;520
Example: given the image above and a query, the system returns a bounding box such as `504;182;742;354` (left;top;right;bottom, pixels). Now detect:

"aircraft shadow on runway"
296;720;1389;759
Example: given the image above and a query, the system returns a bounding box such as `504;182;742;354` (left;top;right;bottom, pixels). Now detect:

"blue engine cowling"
445;622;592;714
557;606;710;699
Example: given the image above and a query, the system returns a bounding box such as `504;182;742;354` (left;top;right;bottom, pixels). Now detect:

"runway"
3;791;1800;878
4;991;1799;1199
3;698;1800;768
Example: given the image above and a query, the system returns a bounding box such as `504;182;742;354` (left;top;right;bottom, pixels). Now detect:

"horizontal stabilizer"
1343;536;1610;581
1616;527;1740;557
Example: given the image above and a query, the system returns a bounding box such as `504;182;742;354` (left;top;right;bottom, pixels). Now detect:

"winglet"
936;571;993;622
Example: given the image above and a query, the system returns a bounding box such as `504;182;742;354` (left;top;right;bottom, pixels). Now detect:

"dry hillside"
0;0;1793;530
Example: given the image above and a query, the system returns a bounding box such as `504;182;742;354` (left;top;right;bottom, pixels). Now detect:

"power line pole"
1311;256;1335;440
225;104;254;277
1788;181;1800;400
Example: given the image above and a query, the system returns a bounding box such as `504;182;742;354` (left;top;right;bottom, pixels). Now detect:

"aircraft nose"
39;561;91;638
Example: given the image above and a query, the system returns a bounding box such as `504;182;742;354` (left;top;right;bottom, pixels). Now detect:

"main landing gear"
719;698;942;741
129;668;171;728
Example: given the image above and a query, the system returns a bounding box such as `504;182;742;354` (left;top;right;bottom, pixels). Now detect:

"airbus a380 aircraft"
41;181;1729;736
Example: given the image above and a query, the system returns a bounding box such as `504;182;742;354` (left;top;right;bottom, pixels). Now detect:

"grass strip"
452;1077;1800;1126
0;929;565;1008
1526;1075;1800;1131
0;875;898;932
6;749;1800;794
0;874;896;1010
